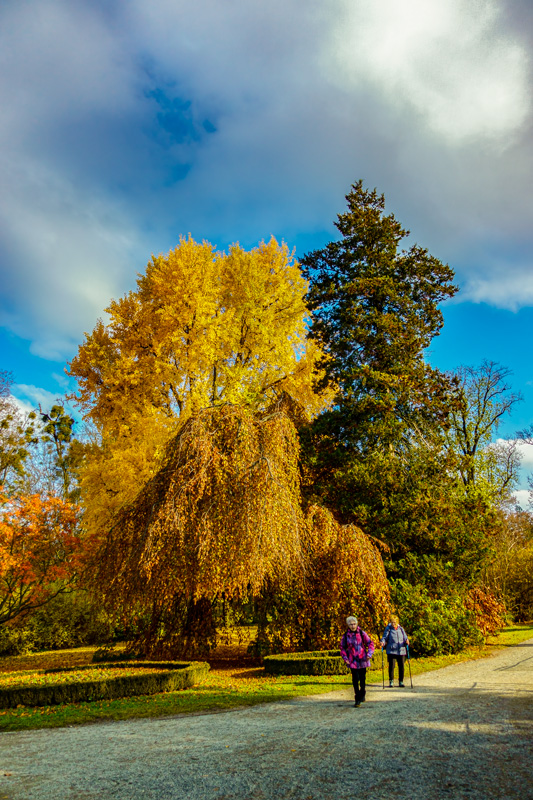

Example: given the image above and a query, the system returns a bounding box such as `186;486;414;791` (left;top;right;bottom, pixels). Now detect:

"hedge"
0;661;210;709
263;650;348;676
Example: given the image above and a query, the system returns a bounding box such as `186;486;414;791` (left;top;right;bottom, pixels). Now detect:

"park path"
0;638;531;800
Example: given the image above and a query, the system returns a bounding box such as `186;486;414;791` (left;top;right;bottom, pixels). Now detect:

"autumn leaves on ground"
0;181;532;728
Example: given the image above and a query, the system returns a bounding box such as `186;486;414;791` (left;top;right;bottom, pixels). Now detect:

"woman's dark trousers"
387;654;405;683
350;667;367;702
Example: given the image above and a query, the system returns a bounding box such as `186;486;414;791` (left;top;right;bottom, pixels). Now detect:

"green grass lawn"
1;623;531;733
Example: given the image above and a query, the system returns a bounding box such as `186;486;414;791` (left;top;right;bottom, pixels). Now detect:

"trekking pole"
381;647;385;689
406;643;413;689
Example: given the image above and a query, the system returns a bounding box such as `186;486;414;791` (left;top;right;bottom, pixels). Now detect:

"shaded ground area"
0;639;531;800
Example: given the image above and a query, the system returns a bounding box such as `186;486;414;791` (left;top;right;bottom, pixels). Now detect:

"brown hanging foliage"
90;401;391;657
254;504;391;655
91;402;307;655
304;505;391;638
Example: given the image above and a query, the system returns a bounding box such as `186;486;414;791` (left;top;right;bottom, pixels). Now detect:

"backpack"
341;629;368;659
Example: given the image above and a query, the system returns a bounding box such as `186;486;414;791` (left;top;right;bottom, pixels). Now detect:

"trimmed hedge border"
0;661;210;709
263;650;347;676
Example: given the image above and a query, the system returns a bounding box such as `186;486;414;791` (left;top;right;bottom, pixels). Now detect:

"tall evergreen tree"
301;180;458;459
300;184;502;652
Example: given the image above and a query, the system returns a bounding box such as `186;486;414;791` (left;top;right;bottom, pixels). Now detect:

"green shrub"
263;650;347;676
0;626;37;656
391;579;483;656
0;592;116;656
0;660;209;709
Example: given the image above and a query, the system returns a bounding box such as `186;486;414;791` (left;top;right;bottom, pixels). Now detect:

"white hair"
346;616;358;625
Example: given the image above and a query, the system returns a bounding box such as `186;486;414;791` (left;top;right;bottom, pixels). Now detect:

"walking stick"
406;643;413;689
381;647;385;689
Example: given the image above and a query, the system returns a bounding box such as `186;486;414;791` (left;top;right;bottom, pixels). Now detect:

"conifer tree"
301;180;457;457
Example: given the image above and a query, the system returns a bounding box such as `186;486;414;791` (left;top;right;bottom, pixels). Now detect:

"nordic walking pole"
381;646;385;689
406;643;413;689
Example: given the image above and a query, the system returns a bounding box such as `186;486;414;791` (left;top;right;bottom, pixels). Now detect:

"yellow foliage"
70;236;327;425
77;412;173;541
69;237;332;533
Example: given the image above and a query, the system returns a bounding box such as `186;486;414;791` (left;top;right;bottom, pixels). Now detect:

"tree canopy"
445;360;521;497
301;180;458;454
70;236;326;427
95;402;305;604
69;237;331;535
0;489;81;626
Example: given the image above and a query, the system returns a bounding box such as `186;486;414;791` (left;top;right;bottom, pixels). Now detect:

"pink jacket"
340;627;375;669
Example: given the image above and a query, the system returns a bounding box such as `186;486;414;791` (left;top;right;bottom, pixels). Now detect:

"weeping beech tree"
92;401;305;656
91;400;390;657
304;504;391;637
255;504;391;654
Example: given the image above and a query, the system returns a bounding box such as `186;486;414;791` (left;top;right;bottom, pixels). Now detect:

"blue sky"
1;0;533;501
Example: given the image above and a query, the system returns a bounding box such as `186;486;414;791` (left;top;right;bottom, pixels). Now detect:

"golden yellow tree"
70;236;389;658
68;237;330;535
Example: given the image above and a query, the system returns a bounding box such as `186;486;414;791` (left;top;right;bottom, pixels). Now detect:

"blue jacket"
381;624;408;656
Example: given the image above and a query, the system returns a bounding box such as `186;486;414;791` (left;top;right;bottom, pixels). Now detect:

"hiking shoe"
354;702;361;707
388;681;394;687
399;682;405;687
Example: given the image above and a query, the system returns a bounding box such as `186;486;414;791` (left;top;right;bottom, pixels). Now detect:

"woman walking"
340;616;375;707
381;614;409;687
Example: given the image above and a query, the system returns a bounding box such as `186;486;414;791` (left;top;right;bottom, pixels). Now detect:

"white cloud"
12;385;61;412
327;0;530;143
512;489;530;510
51;372;71;390
510;439;533;471
11;384;82;426
462;269;533;311
7;394;36;417
0;0;532;363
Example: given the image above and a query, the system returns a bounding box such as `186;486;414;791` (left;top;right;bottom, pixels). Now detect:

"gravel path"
0;638;532;800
